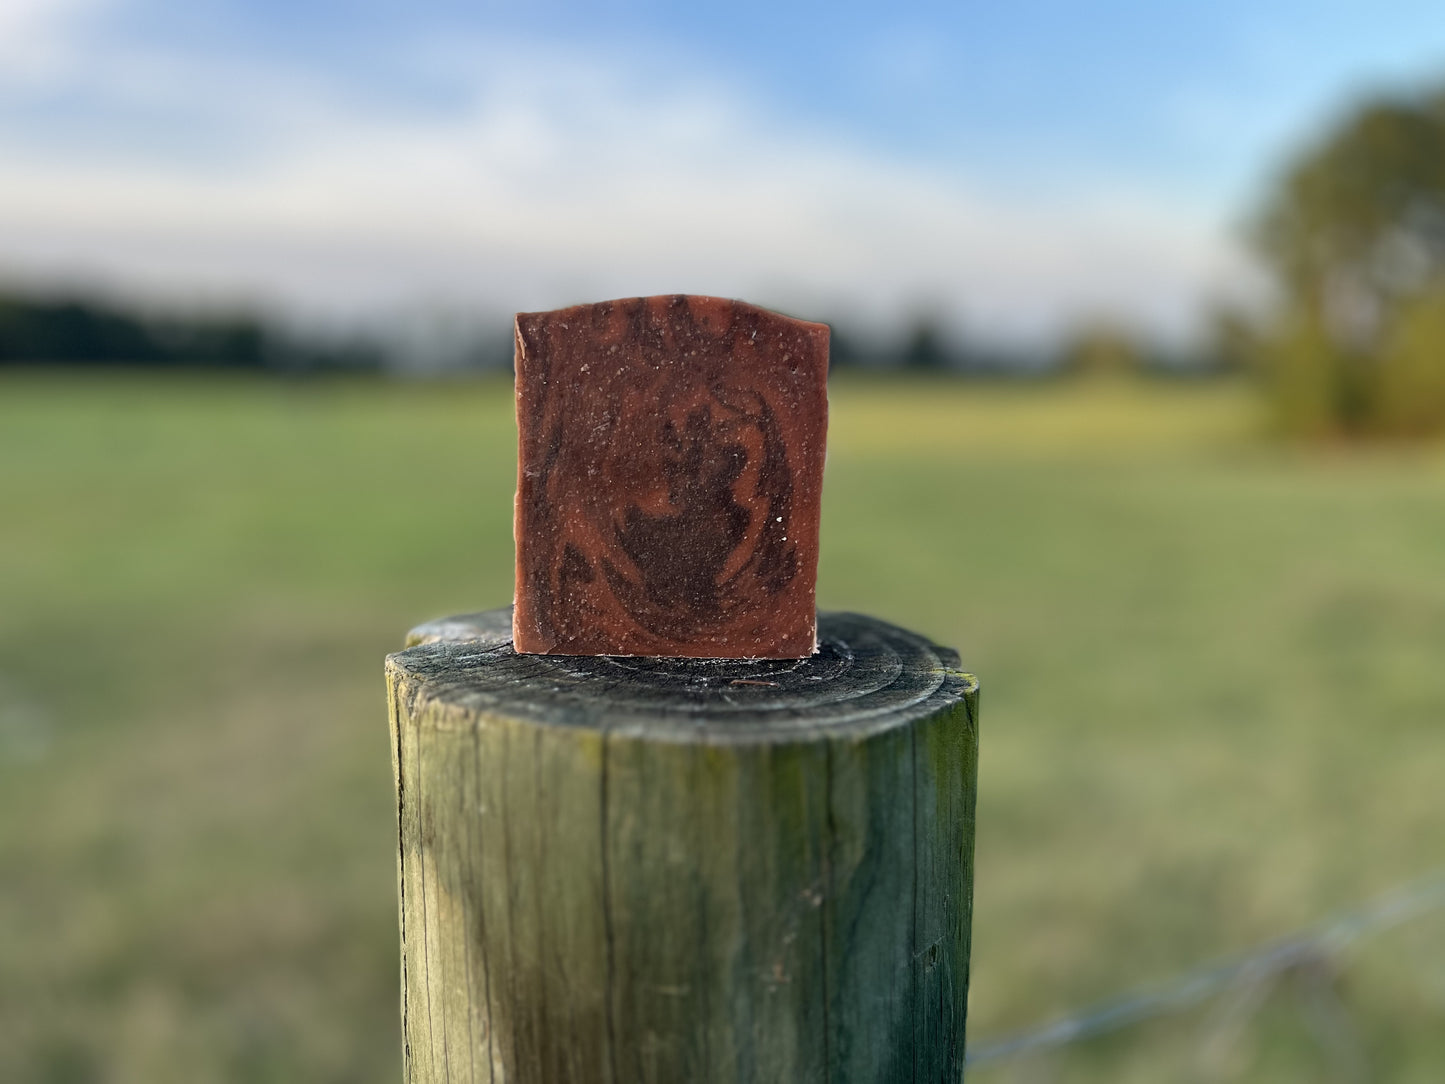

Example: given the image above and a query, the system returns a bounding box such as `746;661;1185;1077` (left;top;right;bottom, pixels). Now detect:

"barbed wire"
965;870;1445;1069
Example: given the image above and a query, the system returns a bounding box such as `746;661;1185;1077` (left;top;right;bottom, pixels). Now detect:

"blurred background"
4;1;1445;1081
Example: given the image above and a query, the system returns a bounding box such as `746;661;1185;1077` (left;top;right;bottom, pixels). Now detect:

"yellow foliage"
1376;289;1445;436
1258;310;1348;439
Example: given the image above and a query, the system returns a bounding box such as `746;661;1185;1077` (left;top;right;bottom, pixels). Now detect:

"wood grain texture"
513;295;829;659
388;607;979;1083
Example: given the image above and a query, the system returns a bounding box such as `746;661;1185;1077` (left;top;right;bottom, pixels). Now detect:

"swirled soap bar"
512;294;829;658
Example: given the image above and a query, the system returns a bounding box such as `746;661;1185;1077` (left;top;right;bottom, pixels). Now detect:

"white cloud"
0;0;110;78
0;20;1255;344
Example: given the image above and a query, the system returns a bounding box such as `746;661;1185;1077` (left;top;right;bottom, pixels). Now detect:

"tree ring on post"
399;606;974;742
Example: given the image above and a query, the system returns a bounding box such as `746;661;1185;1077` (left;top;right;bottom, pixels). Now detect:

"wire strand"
965;870;1445;1068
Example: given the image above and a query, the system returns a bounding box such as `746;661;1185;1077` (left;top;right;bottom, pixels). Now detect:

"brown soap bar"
513;295;829;658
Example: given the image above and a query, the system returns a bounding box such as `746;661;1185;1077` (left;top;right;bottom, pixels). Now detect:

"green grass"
2;370;1443;1082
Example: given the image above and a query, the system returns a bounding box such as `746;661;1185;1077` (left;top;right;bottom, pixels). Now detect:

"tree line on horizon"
0;295;380;373
0;291;1222;380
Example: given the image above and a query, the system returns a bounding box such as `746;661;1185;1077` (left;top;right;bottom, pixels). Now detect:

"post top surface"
389;607;974;743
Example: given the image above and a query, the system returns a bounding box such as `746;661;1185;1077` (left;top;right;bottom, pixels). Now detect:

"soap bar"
513;295;829;658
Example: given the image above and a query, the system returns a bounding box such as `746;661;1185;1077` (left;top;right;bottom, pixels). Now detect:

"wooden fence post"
386;606;978;1083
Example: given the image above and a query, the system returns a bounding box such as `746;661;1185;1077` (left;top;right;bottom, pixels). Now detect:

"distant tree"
1057;320;1146;379
1248;87;1445;436
825;323;866;370
900;315;954;371
1203;306;1258;375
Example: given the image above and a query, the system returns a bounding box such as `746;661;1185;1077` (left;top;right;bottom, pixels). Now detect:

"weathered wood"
387;607;978;1083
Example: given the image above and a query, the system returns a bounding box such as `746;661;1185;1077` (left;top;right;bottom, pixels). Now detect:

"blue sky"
3;0;1445;344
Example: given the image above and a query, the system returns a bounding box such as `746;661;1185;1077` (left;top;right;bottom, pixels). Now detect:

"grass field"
3;371;1444;1082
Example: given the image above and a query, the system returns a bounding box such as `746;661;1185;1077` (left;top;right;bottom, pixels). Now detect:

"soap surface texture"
513;294;829;658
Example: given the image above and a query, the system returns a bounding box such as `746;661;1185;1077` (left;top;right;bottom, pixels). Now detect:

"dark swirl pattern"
513;295;829;658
